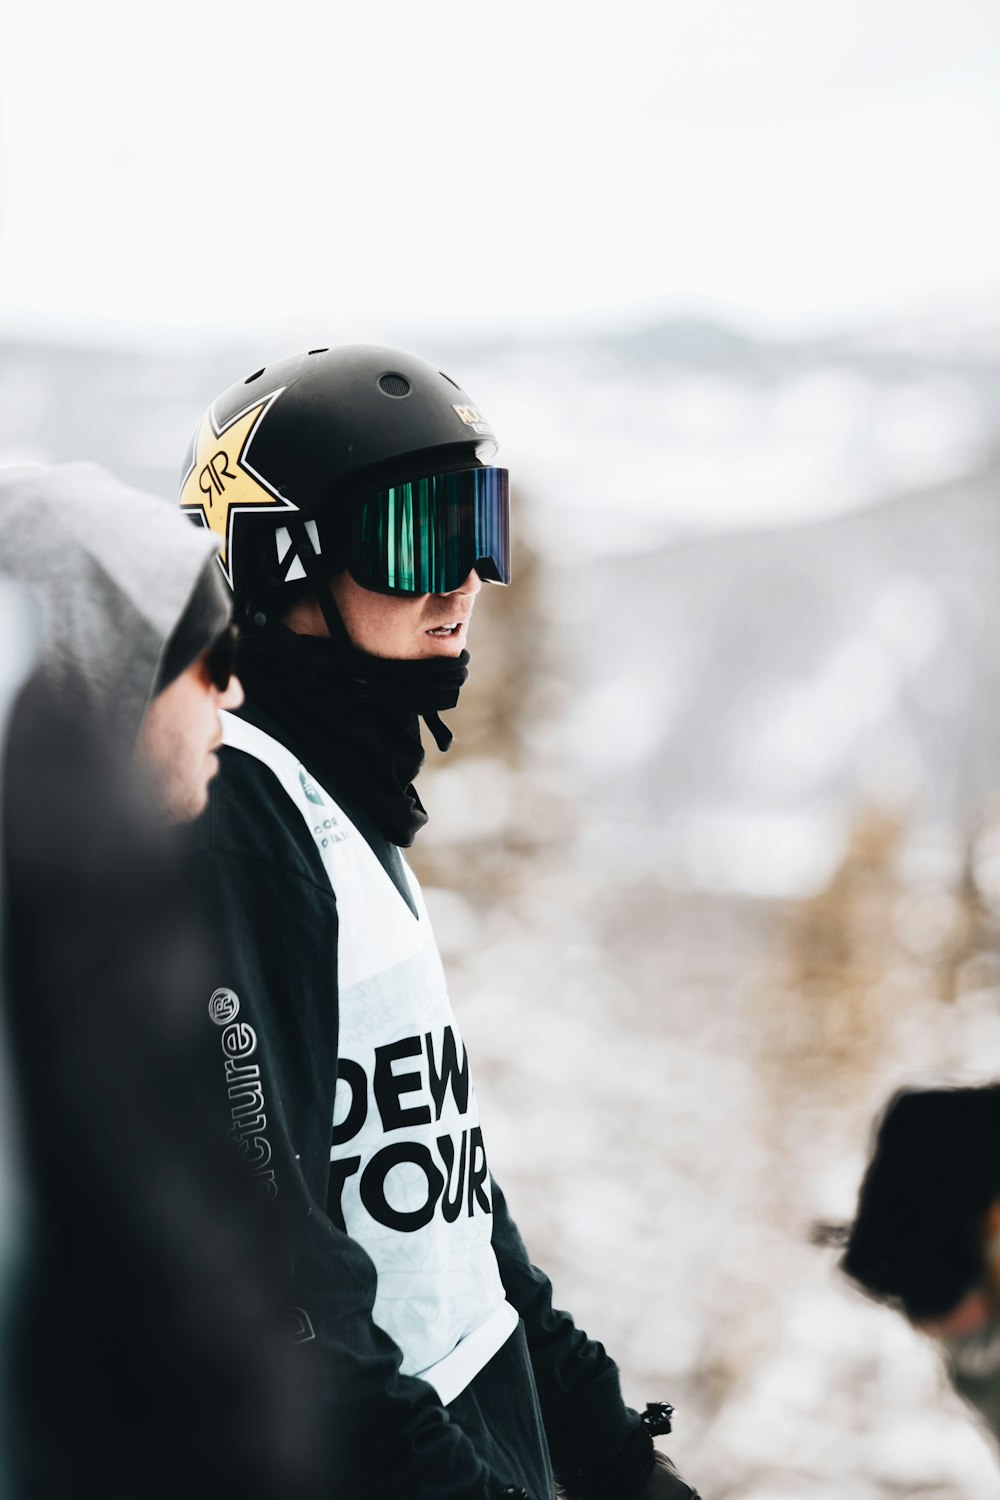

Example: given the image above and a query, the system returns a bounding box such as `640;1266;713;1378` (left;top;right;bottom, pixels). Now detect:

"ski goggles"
350;466;510;597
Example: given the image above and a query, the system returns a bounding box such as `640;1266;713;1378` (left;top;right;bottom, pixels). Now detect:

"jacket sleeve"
489;1175;642;1481
188;763;510;1500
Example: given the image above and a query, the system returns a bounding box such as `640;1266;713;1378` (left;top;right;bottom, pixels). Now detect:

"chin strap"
284;517;356;666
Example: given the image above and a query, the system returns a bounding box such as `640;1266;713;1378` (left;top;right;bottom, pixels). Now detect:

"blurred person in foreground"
839;1084;1000;1445
0;462;318;1499
178;346;700;1500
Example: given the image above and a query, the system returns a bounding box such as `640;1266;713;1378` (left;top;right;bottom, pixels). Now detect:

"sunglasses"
204;623;240;691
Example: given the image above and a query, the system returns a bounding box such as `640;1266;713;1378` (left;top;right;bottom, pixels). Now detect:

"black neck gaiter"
235;627;469;847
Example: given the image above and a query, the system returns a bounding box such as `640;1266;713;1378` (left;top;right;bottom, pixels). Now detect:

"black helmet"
179;344;508;625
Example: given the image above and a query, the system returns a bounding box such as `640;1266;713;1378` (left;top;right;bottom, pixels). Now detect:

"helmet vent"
245;368;265;383
307;347;328;355
378;372;411;398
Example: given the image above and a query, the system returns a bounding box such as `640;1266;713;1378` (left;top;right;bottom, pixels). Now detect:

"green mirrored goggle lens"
352;467;510;596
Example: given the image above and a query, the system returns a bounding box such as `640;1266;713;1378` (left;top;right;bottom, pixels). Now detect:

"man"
0;462;316;1499
180;345;701;1499
0;460;243;816
840;1084;1000;1442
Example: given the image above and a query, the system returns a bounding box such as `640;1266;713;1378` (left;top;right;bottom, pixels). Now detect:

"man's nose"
448;569;482;597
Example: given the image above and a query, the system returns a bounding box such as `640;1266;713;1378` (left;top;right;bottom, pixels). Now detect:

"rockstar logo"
180;387;294;585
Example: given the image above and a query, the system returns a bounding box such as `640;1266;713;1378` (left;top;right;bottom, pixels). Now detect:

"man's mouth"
426;622;463;638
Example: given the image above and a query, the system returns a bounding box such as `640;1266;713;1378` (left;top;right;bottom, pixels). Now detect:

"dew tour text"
329;1025;491;1234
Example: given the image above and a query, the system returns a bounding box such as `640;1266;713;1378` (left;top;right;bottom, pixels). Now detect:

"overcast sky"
2;0;999;350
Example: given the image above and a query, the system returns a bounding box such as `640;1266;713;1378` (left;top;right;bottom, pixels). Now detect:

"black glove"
636;1451;701;1499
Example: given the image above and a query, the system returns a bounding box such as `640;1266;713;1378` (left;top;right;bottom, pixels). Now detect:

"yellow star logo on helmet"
179;388;294;586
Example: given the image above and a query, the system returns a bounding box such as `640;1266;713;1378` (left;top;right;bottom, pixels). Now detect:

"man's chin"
168;769;215;826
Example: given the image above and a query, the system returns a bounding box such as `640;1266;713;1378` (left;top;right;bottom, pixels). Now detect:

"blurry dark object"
842;1085;1000;1320
841;1083;1000;1445
641;1454;701;1499
558;1409;699;1499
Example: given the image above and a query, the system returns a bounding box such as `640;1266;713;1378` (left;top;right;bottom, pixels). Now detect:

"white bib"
222;713;516;1403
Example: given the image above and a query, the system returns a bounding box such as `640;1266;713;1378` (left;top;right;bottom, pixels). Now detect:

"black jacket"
185;705;641;1499
4;684;316;1500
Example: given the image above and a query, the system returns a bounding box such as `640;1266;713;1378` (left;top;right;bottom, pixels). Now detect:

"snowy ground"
419;856;1000;1497
409;336;1000;1489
